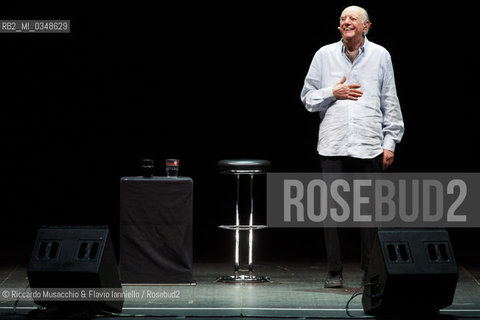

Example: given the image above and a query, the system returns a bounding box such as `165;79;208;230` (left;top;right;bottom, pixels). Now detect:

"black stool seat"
218;159;271;174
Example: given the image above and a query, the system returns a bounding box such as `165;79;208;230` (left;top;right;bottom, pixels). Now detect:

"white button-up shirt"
301;37;404;159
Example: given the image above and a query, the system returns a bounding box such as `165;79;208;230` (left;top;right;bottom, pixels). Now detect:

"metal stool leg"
248;174;254;275
217;171;270;283
234;174;240;278
246;173;270;282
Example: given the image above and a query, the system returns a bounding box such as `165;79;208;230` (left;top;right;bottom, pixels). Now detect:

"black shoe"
324;273;343;288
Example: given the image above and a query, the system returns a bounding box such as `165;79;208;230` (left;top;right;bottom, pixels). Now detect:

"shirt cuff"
318;86;335;102
382;136;396;152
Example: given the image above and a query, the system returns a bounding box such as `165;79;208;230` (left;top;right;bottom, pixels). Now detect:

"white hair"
340;5;371;36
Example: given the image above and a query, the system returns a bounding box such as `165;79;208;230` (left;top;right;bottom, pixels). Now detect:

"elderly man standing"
300;6;404;288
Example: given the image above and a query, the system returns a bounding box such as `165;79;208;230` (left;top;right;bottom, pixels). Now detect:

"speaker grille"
425;242;452;263
36;241;60;260
76;241;101;261
384;242;412;263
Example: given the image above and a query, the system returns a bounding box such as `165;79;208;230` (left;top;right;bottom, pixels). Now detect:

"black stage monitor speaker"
362;228;458;315
27;226;123;313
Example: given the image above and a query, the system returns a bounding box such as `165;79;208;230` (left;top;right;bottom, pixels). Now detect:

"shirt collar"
340;36;369;54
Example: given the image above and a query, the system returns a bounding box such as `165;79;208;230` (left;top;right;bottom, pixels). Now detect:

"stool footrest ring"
218;224;268;231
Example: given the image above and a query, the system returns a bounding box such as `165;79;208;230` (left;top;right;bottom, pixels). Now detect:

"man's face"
339;8;370;41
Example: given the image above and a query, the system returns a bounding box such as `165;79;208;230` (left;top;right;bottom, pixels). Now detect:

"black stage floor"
1;259;480;319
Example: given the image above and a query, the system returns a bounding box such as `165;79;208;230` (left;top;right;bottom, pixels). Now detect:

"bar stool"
216;159;271;283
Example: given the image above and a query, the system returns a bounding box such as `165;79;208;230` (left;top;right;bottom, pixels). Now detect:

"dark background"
1;2;478;265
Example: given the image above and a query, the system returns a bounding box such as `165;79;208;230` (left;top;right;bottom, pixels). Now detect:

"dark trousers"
319;155;382;274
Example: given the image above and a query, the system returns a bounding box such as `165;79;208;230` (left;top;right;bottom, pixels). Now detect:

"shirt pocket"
361;77;381;97
360;67;381;96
